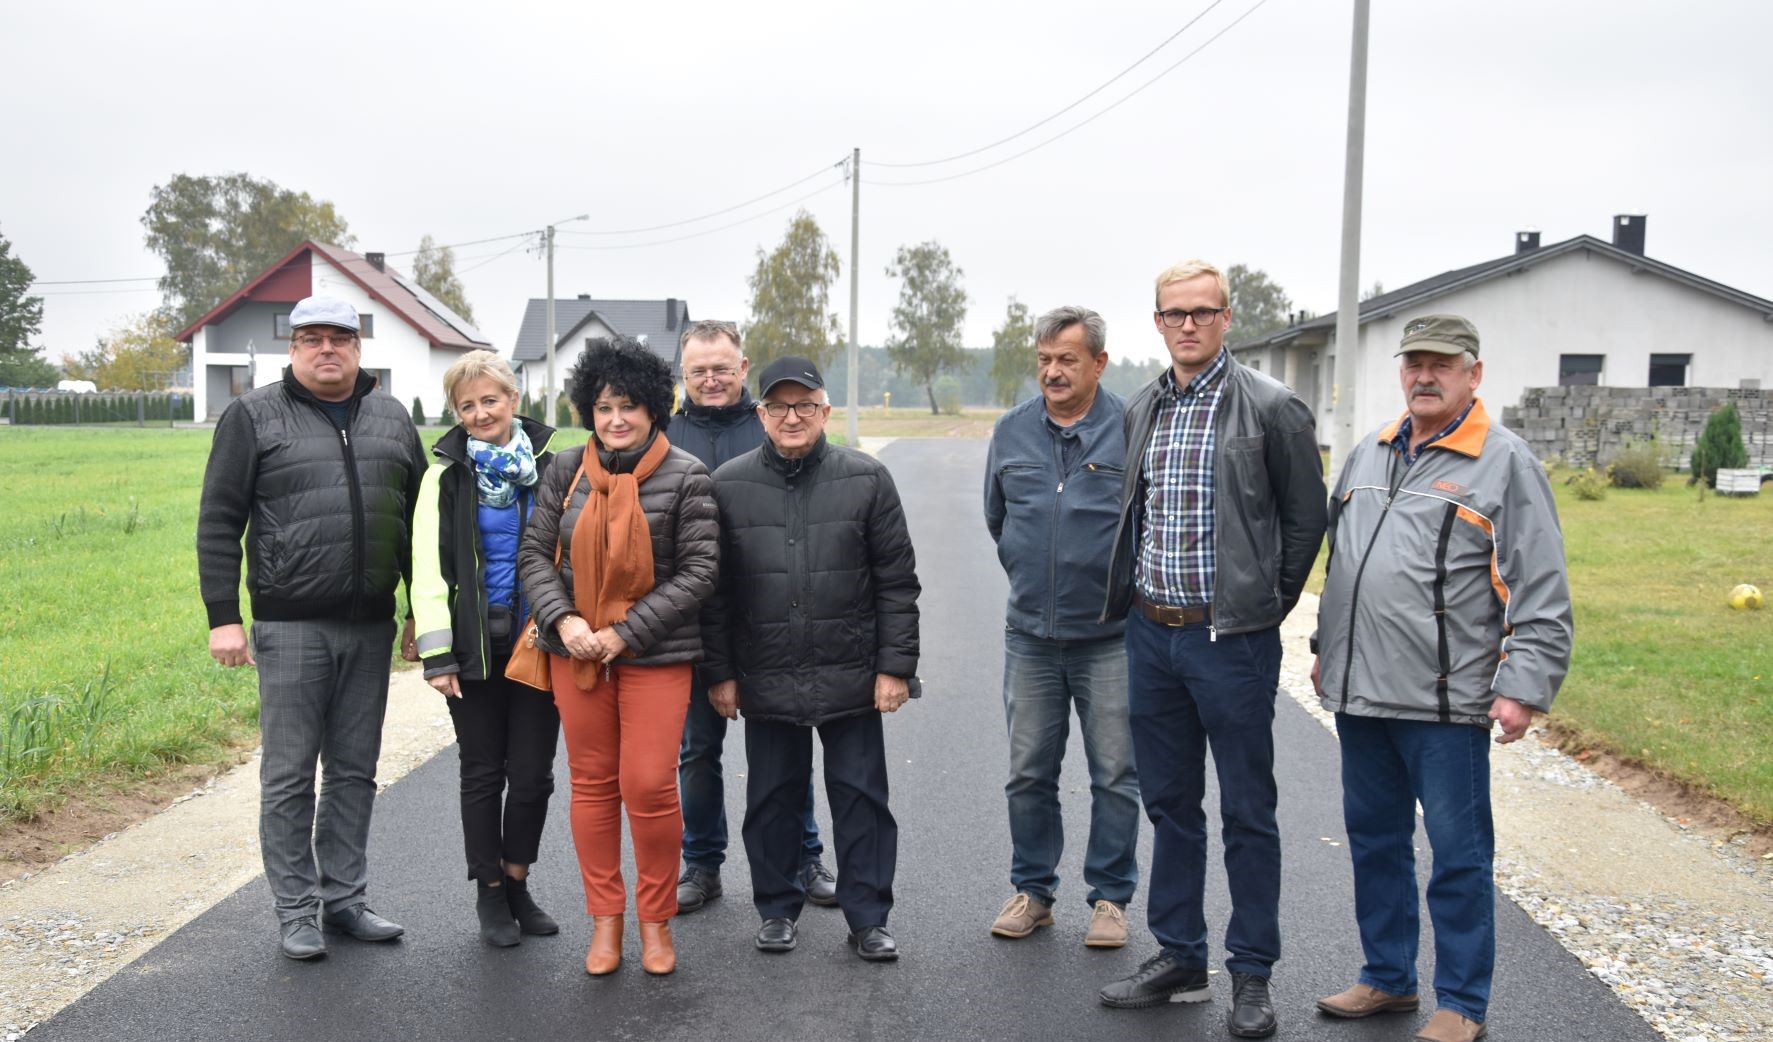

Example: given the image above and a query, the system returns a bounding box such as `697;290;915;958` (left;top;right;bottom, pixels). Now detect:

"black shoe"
504;875;559;936
1099;951;1212;1008
755;917;797;952
280;916;326;960
799;859;838;907
1229;972;1277;1037
849;925;898;962
677;865;722;914
321;904;405;942
476;882;521;948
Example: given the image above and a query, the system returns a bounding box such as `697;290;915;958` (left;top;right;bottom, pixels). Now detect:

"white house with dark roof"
1231;216;1773;446
508;295;692;402
176;241;494;421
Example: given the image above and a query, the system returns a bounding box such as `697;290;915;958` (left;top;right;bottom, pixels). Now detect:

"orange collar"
1376;398;1491;458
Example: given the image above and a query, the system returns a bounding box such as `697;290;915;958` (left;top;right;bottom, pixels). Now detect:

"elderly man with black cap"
700;355;921;962
1311;315;1572;1042
198;295;428;960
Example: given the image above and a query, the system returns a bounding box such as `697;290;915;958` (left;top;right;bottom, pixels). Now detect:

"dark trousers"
680;677;823;870
743;712;896;932
1126;611;1282;976
445;650;562;884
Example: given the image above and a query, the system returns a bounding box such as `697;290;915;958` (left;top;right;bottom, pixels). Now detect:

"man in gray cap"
198;294;428;960
1311;315;1572;1042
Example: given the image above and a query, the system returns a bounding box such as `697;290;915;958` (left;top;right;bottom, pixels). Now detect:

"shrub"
439;405;456;427
1568;467;1609;500
410;397;427;425
1690;402;1748;488
934;375;964;416
1607;438;1665;489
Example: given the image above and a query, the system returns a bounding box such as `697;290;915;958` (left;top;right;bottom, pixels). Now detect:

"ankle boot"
475;881;521;948
639;920;676;975
504;875;559;936
585;914;623;975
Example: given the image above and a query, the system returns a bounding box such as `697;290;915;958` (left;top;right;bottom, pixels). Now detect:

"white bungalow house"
177;241;493;421
509;295;692;404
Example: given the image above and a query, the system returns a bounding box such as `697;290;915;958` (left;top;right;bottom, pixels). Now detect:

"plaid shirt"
1388;400;1476;465
1136;350;1227;607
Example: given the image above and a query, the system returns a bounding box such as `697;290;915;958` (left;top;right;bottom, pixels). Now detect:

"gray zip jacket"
1102;353;1327;634
1316;400;1572;725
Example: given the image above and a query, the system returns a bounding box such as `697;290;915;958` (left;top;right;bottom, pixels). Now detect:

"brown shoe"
1083;900;1127;948
1414;1009;1486;1042
638;920;675;975
1316;982;1420;1018
585;914;622;975
990;893;1053;938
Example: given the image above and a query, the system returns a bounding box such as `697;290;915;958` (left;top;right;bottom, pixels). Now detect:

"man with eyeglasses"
700;356;921;962
668;321;836;915
198;295;427;960
1097;261;1327;1037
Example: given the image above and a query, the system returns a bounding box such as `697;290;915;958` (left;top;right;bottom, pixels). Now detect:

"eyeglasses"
1157;307;1228;328
683;366;738;381
294;332;359;349
760;401;824;419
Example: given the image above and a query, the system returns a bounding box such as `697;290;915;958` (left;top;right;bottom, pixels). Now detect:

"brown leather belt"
1135;592;1212;627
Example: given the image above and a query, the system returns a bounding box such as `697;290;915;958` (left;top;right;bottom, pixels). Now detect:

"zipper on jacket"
337;424;366;613
1046;434;1066;640
1337;453;1410;706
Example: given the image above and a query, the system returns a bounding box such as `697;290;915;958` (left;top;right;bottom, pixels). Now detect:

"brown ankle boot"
638;920;676;975
585;914;623;975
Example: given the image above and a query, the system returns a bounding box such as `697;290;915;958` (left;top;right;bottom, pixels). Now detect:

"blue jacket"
984;390;1128;641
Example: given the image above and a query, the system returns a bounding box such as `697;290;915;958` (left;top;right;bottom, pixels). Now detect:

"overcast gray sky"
5;0;1770;369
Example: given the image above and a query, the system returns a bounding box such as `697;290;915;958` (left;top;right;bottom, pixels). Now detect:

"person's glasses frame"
682;366;739;381
760;400;825;419
1156;306;1229;329
293;332;361;349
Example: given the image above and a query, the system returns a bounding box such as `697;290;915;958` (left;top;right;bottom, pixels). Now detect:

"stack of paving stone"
1502;385;1772;470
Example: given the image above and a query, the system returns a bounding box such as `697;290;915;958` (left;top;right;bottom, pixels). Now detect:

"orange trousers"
550;657;691;923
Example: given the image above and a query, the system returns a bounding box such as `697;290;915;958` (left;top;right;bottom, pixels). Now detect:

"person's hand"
1310;655;1323;699
209;624;255;668
428;672;463;698
709;680;739;720
556;615;601;660
874;674;911;713
593;626;627;665
1489;695;1532;744
400;617;419;662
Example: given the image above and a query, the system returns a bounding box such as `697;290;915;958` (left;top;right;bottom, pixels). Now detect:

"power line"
866;0;1273;188
870;0;1226;169
455;236;538;275
555;175;848;252
554;159;848;236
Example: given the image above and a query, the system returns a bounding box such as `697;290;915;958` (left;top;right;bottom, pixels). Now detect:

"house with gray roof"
509;295;691;401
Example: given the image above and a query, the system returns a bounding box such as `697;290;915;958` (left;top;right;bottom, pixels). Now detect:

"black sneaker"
1099;951;1212;1008
799;859;838;907
677;865;722;914
1229;972;1277;1038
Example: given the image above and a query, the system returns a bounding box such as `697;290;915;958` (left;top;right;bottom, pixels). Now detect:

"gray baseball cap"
1396;314;1479;358
289;295;360;332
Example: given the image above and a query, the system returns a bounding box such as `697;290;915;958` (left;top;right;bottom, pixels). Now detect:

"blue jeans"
679;677;822;870
1126;611;1282;977
1336;712;1495;1023
1002;628;1140;908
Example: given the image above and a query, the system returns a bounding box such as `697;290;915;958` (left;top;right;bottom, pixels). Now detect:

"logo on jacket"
1431;479;1469;496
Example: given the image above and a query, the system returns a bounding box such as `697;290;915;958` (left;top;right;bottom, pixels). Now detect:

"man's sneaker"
1316;982;1420;1019
1099;951;1211;1008
677;866;721;914
990;893;1054;938
1228;972;1277;1038
1084;900;1127;948
799;859;838;907
1413;1009;1487;1042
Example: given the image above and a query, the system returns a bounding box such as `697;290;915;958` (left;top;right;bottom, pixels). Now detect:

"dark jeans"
1126;611;1282;977
1337;712;1495;1022
743;713;896;932
445;651;562;884
680;677;822;870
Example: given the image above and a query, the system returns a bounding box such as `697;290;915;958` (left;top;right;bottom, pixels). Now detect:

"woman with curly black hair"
517;336;718;977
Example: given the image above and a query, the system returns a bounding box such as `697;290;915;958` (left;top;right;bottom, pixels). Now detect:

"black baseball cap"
757;355;825;396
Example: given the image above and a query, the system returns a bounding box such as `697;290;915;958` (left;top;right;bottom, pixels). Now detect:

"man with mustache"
983;305;1140;949
1311;315;1572;1042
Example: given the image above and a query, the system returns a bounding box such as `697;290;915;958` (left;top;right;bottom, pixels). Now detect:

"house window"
1648;353;1690;387
359;314;375;338
367;368;392;395
1558;354;1604;386
274;313;291;339
1248;357;1262;372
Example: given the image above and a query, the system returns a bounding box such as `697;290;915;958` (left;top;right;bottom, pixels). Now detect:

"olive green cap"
1396;314;1480;358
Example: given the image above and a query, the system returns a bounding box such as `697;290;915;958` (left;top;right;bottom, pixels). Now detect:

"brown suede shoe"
1084;900;1127;948
1414;1009;1486;1042
585;914;622;975
1316;983;1420;1018
990;893;1054;938
638;920;675;975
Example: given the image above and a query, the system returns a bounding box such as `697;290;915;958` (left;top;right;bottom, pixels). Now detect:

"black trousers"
445;652;562;884
743;712;897;931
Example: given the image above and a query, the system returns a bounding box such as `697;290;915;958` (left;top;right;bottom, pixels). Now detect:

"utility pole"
544;215;589;424
846;148;861;447
1330;0;1372;475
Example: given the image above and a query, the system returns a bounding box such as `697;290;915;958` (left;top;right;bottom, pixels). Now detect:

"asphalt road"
34;438;1654;1042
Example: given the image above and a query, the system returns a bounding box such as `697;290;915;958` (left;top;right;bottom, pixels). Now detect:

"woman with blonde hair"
518;336;718;976
408;349;562;948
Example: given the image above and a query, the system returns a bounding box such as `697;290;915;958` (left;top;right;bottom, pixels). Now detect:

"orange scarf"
568;433;669;690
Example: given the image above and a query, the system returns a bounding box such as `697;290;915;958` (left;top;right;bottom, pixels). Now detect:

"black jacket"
701;436;921;726
518;434;719;665
197;367;426;627
671;391;765;471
